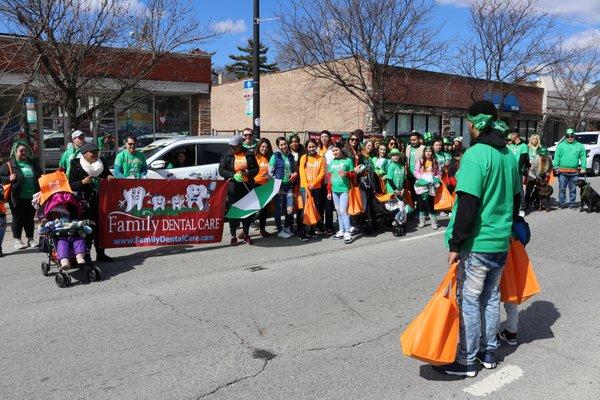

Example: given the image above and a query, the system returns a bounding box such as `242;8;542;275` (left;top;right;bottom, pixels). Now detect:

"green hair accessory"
467;114;494;131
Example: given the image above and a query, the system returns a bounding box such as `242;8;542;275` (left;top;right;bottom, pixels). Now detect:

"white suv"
548;131;600;176
142;137;230;179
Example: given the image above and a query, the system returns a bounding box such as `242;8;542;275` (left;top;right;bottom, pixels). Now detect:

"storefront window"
450;117;462;136
413;115;427;133
385;114;396;136
155;95;190;135
428;116;440;134
117;96;153;145
398;114;411;134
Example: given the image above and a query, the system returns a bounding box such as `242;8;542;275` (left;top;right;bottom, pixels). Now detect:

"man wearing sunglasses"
241;127;258;151
113;135;148;179
554;128;587;209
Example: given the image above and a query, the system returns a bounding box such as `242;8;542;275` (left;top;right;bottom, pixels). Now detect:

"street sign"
245;98;253;116
243;80;253;90
24;97;37;124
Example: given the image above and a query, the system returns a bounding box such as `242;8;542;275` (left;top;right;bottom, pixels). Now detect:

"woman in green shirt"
327;143;355;244
0;141;42;250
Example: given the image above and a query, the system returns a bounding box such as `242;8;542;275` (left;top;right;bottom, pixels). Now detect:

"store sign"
243;80;253;90
484;92;521;112
98;179;227;248
24;97;37;123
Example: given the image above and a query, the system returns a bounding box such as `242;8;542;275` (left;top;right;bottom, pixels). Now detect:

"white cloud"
79;0;145;13
436;0;600;24
211;18;248;34
563;28;600;50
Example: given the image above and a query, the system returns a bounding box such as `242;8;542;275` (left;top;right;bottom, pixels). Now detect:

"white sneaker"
349;226;358;234
14;239;27;250
278;230;292;239
27;238;38;248
344;232;353;243
333;230;344;239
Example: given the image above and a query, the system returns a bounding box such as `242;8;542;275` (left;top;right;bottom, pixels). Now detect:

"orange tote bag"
500;239;541;304
400;264;459;365
347;186;363;216
434;184;454;211
302;190;320;225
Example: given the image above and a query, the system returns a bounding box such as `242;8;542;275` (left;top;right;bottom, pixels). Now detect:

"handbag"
2;162;13;202
400;264;459;365
302;190;320;225
500;239;541;304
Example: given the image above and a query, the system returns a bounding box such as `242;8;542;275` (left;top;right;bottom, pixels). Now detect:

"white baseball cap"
71;130;85;139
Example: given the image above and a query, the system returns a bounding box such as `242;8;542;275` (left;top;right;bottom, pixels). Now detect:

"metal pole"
252;0;261;138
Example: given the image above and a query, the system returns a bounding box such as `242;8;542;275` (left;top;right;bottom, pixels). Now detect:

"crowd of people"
219;127;472;246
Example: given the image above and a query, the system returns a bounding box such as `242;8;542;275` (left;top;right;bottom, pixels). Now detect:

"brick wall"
211;67;367;134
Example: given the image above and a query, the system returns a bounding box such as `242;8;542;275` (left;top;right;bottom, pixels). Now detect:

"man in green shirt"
553;128;587;208
59;130;86;175
435;100;521;378
113;135;148;178
241;128;258;151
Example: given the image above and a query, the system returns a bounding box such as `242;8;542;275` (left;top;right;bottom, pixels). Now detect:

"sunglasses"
243;134;253;137
126;142;136;146
349;138;358;141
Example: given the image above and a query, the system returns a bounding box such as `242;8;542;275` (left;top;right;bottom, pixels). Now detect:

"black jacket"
68;157;112;218
0;158;42;206
218;147;259;197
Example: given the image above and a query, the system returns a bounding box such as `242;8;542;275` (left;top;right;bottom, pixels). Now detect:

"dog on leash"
575;179;600;213
536;180;553;212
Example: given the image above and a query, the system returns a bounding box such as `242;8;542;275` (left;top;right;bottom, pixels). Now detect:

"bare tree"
274;0;445;133
457;0;561;106
0;0;215;131
545;44;600;129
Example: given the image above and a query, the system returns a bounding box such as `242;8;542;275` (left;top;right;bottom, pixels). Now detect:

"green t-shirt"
328;158;354;193
269;153;292;184
114;150;147;178
554;140;587;170
16;161;36;199
385;161;405;193
445;143;521;253
408;146;419;173
435;151;450;167
59;146;80;175
509;142;528;176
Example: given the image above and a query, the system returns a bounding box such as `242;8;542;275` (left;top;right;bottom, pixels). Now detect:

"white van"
142;137;231;179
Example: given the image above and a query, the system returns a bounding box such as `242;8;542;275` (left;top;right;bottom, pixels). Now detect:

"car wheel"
593;156;600;176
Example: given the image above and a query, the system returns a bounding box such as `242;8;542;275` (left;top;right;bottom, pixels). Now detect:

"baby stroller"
38;191;101;288
371;193;407;237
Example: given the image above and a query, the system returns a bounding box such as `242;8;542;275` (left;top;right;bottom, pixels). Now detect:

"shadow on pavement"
418;300;559;381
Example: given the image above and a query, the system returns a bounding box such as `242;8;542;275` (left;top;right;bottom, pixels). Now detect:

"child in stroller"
38;191;100;287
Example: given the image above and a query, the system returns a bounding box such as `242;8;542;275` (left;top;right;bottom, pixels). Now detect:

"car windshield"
574;135;598;145
142;144;168;159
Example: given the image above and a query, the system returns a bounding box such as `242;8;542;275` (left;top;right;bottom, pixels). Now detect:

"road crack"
303;326;402;352
197;358;268;399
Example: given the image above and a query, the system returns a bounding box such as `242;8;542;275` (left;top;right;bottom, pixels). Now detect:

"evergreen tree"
225;39;279;79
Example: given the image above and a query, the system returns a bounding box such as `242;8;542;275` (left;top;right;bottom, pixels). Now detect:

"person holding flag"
219;135;258;246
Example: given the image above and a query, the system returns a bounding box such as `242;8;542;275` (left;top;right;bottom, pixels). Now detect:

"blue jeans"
332;191;351;232
274;185;294;232
457;251;507;365
558;172;578;206
0;216;6;248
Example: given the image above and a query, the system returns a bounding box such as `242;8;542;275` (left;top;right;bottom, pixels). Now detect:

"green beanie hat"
423;131;433;145
538;147;548;156
566;128;575;136
389;148;401;156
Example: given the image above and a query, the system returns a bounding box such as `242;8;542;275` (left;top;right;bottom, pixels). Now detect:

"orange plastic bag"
400;264;459;365
500;239;541;304
548;170;556;185
38;170;72;206
434;184;454;211
347;186;363;216
302;190;320;225
403;181;414;209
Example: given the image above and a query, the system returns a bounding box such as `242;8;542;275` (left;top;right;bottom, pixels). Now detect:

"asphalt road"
1;177;599;400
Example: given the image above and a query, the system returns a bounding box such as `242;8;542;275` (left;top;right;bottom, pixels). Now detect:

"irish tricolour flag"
225;179;282;219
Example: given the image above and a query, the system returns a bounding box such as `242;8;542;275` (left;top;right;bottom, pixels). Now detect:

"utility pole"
252;0;260;138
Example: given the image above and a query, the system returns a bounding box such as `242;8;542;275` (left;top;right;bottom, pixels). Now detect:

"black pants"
407;173;418;213
524;180;539;208
416;193;435;215
318;186;334;231
253;184;270;231
9;198;35;239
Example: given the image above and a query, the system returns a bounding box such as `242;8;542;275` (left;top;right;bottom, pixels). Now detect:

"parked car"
547;131;600;176
143;137;230;179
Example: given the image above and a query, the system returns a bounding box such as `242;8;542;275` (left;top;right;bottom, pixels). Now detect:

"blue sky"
196;0;600;68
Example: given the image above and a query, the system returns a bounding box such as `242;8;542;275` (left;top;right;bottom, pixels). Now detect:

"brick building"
0;35;212;169
212;62;544;147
